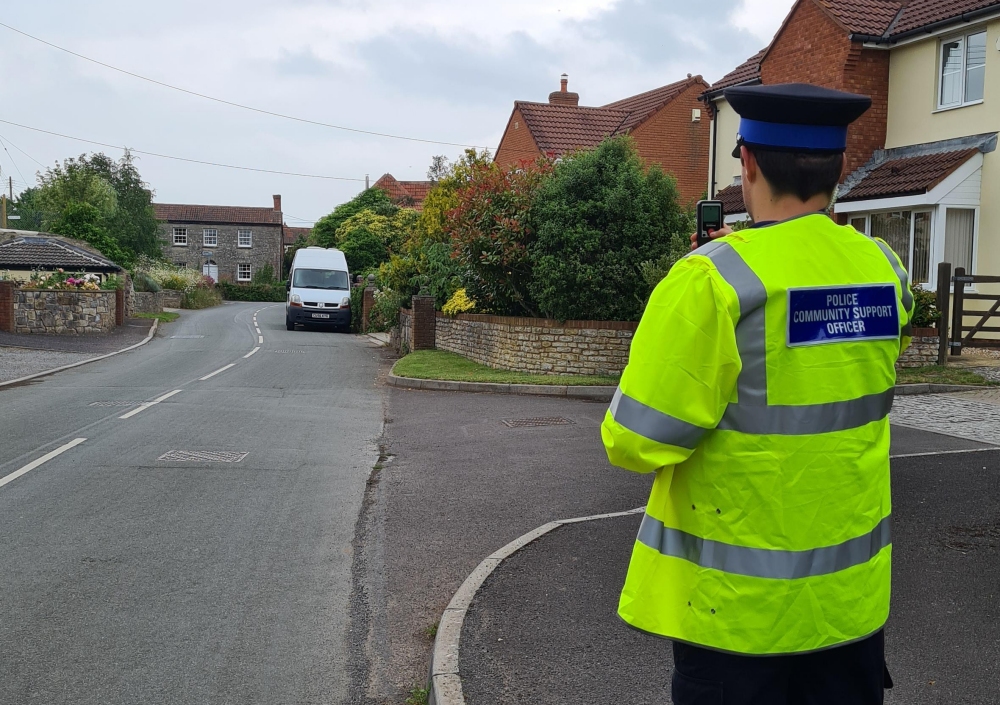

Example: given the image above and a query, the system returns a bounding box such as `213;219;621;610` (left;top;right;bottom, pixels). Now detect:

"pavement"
0;303;384;705
0;317;155;383
346;382;1000;705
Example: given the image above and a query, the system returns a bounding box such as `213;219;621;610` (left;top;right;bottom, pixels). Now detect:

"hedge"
217;281;287;302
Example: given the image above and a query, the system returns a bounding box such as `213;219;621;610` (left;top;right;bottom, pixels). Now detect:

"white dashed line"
0;438;87;490
244;347;260;359
255;328;261;335
199;364;237;381
119;390;183;419
258;335;264;344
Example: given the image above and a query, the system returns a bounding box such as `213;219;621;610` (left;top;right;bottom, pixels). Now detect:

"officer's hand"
689;226;733;251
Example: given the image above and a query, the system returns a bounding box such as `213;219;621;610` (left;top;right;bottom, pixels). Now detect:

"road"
0;303;384;705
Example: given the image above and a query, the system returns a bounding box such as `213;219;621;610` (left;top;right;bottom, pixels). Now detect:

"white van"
285;247;352;331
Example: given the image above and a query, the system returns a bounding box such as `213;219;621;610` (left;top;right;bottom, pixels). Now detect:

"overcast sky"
0;0;794;225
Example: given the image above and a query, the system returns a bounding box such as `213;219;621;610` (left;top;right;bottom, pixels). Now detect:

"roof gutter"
850;3;1000;44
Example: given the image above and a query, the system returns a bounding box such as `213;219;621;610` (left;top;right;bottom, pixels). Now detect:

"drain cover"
89;401;143;407
502;417;575;428
272;350;305;354
158;450;249;463
170;335;205;339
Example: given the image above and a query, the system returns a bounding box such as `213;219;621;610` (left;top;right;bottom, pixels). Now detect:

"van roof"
291;247;349;272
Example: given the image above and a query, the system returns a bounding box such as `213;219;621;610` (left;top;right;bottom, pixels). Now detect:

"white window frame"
203;228;218;247
172;227;188;246
237;264;252;282
936;28;987;111
238;229;253;248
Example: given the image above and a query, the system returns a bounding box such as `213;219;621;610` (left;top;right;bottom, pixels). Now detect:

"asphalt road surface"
0;303;384;705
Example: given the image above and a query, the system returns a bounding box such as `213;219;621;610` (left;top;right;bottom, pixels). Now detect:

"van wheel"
286;317;295;331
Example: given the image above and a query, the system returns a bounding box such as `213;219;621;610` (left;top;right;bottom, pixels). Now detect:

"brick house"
372;174;435;210
155;196;284;283
702;0;1000;295
283;225;312;252
495;74;712;203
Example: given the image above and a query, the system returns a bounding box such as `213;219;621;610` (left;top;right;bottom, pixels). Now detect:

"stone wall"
392;308;413;353
434;313;636;376
134;291;164;314
160;290;183;308
897;328;940;368
14;289;116;334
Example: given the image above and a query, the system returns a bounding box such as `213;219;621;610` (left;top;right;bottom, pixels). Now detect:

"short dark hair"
747;147;844;202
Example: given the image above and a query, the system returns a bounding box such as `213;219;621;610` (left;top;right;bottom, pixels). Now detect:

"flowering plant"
24;269;103;291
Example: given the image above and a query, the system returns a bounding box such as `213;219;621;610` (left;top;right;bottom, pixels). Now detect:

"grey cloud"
275;47;337;77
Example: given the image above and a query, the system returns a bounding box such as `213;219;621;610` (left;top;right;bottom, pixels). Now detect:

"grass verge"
392;349;619;386
896;365;995;386
134;311;180;324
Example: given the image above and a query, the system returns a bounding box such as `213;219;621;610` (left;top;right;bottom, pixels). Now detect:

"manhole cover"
501;417;575;428
170;335;205;339
272;350;305;354
158;450;249;463
941;523;1000;553
89;401;143;407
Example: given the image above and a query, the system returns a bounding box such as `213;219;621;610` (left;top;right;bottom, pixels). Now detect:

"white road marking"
199;364;237;381
890;447;1000;459
0;438;87;490
255;328;261;335
119;390;184;419
258;335;264;344
244;347;260;359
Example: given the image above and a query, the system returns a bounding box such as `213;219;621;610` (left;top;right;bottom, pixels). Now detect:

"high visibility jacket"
602;214;915;655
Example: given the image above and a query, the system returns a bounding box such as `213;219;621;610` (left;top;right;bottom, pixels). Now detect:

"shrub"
216;281;287;302
133;272;161;293
100;274;124;291
368;286;407;332
350;285;365;332
442;289;475;316
911;287;940;328
133;256;203;292
252;263;277;285
312;188;398;248
181;287;223;309
529;136;693;321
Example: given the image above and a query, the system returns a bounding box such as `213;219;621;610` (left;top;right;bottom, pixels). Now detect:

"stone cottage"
154;196;284;283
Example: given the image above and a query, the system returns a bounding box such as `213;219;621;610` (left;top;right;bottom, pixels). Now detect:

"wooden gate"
947;264;1000;355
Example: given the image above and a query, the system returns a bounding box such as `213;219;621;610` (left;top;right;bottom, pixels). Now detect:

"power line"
0;131;46;169
0;118;367;182
0;21;485;150
0;135;28;184
284;214;316;224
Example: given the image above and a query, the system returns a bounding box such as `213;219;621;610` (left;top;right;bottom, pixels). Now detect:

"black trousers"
671;631;892;705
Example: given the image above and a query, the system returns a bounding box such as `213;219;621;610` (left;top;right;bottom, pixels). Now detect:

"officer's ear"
838;153;848;182
740;145;758;184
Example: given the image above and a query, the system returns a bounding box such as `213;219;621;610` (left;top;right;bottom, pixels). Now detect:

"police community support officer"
602;83;915;704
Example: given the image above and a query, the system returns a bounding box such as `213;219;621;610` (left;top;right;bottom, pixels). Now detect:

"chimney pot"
560;73;568;92
273;194;282;212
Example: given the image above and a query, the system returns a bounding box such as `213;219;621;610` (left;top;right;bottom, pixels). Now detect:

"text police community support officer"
602;83;915;705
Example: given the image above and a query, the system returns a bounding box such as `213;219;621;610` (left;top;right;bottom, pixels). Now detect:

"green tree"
49;202;132;266
335;208;417;274
529;136;693;321
311;188;398;248
10;187;47;231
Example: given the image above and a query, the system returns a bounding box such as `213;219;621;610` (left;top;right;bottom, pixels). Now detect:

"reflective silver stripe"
610;387;709;450
637;513;891;580
874;239;914;312
693;243;769;405
718;389;893;435
901;323;913;338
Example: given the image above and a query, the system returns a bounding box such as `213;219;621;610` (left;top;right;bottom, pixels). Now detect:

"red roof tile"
372;174;435;210
838;148;978;201
515;102;631;155
709;50;766;92
283;225;312;246
602;77;704;131
891;0;999;35
154;203;282;225
716;183;747;215
818;0;902;35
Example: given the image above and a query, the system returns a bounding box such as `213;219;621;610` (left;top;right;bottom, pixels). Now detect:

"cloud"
274;47;338;77
729;0;796;43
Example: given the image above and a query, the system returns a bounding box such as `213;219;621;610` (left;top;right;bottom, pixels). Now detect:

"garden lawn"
896;365;996;386
134;312;180;324
392;350;619;386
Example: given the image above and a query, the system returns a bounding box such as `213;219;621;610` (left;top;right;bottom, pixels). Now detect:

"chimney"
548;73;579;106
273;194;282;212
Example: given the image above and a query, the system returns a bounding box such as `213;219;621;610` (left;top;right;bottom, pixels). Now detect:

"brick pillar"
411;295;436;351
362;286;375;333
115;287;125;326
0;281;15;333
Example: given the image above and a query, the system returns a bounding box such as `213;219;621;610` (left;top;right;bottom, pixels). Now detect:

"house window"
869;210;932;285
172;227;188;246
945;208;976;273
203;229;218;247
939;30;987;109
238;264;252;281
238;229;253;248
850;216;868;234
174;262;187;268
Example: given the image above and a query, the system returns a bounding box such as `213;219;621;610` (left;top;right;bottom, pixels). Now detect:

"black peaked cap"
725;83;872;126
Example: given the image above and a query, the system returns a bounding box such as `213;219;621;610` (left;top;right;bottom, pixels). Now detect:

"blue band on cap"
738;118;848;151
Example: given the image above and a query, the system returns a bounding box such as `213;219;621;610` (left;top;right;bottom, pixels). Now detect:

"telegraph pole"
1;193;6;229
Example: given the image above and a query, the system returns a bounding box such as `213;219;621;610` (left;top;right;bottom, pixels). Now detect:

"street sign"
202;250;213;257
7;215;20;220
